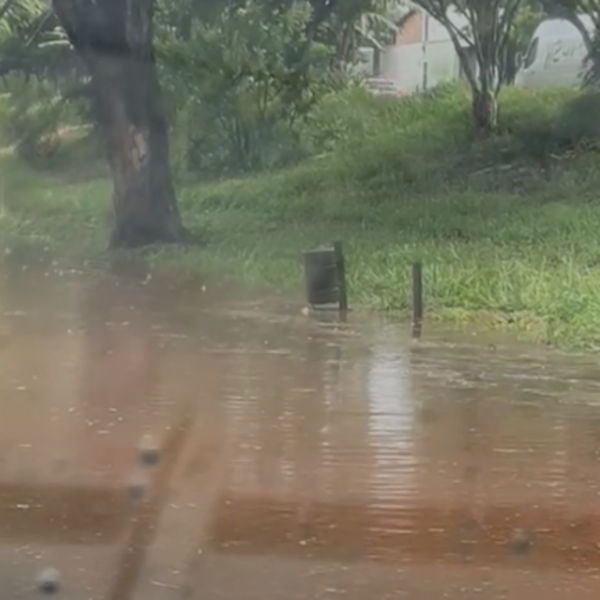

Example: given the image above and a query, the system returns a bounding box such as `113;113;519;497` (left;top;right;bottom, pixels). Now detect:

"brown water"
1;259;600;599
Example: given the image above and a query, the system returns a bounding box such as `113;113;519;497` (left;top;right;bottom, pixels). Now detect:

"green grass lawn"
3;86;600;349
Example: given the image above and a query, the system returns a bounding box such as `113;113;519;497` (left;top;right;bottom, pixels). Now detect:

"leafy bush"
159;1;332;180
0;74;70;162
555;90;600;150
197;83;599;205
297;83;600;192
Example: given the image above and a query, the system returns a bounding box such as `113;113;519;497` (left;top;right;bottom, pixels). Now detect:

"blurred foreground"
1;259;600;599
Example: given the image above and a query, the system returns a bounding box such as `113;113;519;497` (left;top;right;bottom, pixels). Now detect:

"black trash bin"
302;242;347;309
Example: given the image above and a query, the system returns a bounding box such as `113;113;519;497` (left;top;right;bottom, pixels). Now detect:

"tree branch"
412;0;524;97
495;0;523;93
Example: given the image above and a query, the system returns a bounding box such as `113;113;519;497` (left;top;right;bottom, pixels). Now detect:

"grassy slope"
2;86;600;348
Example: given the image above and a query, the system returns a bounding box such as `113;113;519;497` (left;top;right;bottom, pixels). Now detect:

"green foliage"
294;84;594;195
505;0;546;82
555;89;600;147
175;86;600;348
6;0;600;347
159;1;333;179
0;73;71;161
7;86;600;347
0;0;45;34
311;0;412;66
409;1;525;133
0;0;71;79
584;25;600;87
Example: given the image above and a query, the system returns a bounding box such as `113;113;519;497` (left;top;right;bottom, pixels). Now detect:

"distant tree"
157;0;412;70
542;1;600;85
411;0;524;134
159;0;332;175
541;0;597;50
313;0;415;70
51;0;190;248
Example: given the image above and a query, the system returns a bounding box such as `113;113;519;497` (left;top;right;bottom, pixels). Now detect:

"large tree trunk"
52;0;189;248
471;90;497;136
90;53;186;248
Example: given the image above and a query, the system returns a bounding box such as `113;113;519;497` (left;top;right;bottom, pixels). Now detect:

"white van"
515;15;594;88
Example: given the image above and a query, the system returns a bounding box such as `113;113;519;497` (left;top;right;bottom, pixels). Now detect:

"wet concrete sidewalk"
1;263;600;599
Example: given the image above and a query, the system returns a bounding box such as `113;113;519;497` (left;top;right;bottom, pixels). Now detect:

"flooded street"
1;258;600;599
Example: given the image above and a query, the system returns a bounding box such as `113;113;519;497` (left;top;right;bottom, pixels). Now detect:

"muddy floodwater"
1;258;600;599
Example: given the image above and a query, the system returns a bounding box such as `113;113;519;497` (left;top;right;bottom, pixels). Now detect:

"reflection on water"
366;340;415;508
1;260;600;598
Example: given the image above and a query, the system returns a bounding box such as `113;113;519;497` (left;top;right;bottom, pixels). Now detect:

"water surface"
1;260;600;599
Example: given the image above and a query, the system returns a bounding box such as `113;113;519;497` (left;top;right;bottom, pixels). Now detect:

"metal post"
412;262;423;337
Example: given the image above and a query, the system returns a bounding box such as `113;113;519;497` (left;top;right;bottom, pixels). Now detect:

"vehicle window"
523;37;539;69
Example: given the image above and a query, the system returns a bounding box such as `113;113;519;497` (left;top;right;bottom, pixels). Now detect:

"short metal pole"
333;241;348;311
412;262;423;336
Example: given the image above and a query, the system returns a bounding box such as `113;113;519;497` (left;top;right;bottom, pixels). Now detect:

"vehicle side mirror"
515;51;524;69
